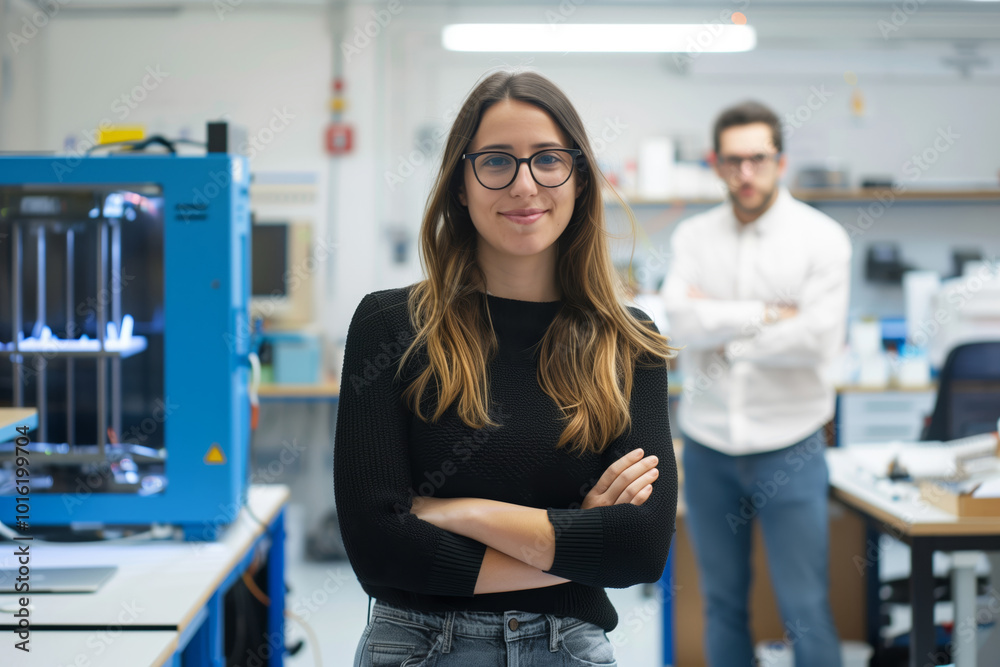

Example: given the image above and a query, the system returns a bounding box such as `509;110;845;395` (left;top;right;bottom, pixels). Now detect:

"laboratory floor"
281;503;663;667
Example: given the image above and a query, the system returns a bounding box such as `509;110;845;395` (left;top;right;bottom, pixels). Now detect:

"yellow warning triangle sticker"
204;443;226;465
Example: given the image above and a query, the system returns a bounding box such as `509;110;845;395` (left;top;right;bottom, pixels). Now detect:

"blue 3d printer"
0;126;253;539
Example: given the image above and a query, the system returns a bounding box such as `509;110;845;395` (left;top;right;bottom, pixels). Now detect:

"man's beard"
728;183;778;218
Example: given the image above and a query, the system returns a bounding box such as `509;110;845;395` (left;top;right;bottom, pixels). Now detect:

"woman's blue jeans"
353;599;618;666
682;430;843;667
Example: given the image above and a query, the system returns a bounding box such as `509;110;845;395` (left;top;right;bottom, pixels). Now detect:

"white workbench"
827;449;1000;667
0;630;179;667
0;484;289;666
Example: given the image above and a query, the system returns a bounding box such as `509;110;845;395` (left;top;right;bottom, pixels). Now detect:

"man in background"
660;101;851;666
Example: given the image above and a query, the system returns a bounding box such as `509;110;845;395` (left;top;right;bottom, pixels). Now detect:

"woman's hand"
582;448;659;509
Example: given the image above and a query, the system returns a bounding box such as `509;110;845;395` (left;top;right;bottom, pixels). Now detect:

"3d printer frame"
0;153;251;539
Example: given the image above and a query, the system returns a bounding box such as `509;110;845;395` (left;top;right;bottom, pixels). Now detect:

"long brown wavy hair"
398;70;677;456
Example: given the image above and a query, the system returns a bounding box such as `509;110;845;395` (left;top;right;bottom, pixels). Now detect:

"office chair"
878;341;1000;656
920;340;1000;442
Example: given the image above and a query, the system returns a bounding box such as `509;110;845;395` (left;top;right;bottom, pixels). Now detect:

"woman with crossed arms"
334;70;677;666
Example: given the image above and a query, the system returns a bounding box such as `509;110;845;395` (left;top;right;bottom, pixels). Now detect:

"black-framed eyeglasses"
461;148;583;190
717;152;781;175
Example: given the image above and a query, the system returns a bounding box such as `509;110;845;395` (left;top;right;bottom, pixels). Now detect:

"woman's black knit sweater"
333;285;677;631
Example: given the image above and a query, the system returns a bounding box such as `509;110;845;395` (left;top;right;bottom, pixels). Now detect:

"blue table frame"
660;548;676;666
172;503;287;666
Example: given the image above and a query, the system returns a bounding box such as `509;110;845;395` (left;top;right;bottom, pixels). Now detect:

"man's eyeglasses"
461;148;583;190
717;152;781;175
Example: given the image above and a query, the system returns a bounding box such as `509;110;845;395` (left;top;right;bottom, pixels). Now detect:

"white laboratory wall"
0;0;46;151
392;54;1000;187
39;9;330;170
375;4;1000;198
2;1;999;355
1;3;380;361
375;5;1000;324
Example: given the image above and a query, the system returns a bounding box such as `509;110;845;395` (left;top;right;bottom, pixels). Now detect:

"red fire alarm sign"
325;123;353;155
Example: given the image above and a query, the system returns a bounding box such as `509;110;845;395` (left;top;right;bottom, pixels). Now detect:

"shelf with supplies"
256;376;340;402
789;188;1000;203
834;382;937;393
614;188;1000;208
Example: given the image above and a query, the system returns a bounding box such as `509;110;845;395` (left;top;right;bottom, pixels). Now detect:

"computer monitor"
252;223;289;297
249;220;312;328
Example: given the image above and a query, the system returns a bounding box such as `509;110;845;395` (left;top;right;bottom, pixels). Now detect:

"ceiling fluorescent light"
442;24;756;53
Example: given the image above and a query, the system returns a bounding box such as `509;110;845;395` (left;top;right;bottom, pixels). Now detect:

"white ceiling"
27;0;1000;43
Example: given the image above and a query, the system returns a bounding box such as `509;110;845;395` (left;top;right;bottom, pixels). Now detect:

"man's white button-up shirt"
660;187;852;455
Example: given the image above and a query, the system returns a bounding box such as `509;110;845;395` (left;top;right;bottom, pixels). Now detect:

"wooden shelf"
835;383;937;394
257;378;339;399
793;188;1000;202
616;188;1000;207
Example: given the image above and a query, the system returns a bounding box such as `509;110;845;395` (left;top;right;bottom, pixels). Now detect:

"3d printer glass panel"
1;184;167;498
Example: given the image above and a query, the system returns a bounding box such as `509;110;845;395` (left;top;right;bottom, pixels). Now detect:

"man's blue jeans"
682;430;843;667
